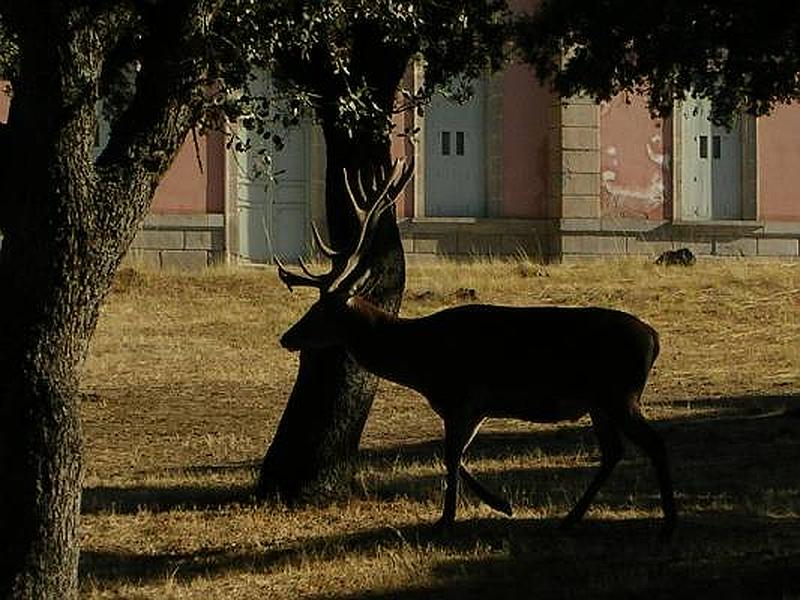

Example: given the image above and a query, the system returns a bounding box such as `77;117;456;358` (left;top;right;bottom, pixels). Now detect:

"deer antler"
275;255;333;292
276;157;414;295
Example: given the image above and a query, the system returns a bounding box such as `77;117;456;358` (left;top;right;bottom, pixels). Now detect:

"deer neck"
345;296;397;333
343;296;402;368
342;297;432;392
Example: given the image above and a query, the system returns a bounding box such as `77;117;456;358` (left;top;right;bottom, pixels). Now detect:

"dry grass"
79;258;800;599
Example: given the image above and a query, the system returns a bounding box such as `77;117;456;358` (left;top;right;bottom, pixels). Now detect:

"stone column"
551;95;601;220
486;71;504;218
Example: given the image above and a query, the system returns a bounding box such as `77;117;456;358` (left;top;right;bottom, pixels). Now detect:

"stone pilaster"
551;95;601;220
486;72;504;217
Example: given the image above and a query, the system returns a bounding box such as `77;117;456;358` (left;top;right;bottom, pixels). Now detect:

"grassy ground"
78;258;800;599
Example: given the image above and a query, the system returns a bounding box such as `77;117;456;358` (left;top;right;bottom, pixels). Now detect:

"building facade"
3;63;799;268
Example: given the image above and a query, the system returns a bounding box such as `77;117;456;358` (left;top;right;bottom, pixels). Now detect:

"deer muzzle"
279;330;301;352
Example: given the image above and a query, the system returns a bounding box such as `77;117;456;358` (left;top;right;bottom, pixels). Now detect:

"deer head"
277;158;414;351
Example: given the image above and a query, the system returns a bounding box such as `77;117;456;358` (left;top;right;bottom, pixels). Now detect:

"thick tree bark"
258;126;406;500
0;73;138;597
0;8;106;595
0;3;223;596
0;107;116;597
0;232;98;599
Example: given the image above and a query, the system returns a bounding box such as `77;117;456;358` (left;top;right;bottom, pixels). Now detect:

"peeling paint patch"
603;173;665;215
600;95;669;220
647;135;664;166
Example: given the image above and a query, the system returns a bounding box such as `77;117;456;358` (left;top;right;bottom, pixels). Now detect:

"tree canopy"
516;0;800;124
220;0;508;152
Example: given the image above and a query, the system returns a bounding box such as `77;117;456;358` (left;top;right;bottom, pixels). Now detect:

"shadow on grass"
80;516;532;584
363;393;800;465
361;393;800;506
81;393;799;516
80;512;800;598
327;516;800;600
81;462;260;515
81;393;800;596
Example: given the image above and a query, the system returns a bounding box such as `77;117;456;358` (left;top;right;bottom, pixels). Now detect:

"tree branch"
94;0;228;232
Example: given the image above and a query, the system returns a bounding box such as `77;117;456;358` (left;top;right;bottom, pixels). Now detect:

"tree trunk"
0;244;91;599
0;125;184;599
0;4;214;594
0;92;130;599
257;126;406;501
257;24;413;501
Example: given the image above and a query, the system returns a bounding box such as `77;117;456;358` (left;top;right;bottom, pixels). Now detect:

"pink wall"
501;64;552;218
600;95;669;220
757;105;800;221
0;82;10;123
1;81;219;214
150;131;223;214
391;105;415;218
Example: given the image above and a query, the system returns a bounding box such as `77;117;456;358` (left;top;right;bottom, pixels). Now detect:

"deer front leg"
562;410;624;529
435;415;482;530
615;407;677;540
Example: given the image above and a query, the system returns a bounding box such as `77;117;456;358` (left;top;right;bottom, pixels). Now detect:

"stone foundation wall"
125;214;225;269
398;217;800;262
559;219;800;259
398;218;559;261
118;214;798;269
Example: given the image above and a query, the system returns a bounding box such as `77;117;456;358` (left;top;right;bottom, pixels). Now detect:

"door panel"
272;203;306;258
710;123;742;219
237;181;269;261
425;79;487;217
680;98;742;220
235;122;310;262
234;70;311;263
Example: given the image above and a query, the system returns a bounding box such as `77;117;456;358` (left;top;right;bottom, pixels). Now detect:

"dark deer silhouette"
277;159;676;539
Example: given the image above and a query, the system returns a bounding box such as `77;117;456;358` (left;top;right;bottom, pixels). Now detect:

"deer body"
276;159;676;538
286;300;658;423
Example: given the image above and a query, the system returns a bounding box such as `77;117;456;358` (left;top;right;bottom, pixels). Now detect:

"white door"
680;98;742;220
236;124;310;263
236;137;271;263
425;79;487;216
235;73;311;263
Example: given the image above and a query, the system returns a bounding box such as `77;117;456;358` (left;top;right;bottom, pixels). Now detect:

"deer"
276;159;677;540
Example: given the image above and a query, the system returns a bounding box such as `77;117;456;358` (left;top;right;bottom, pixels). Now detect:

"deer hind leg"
561;410;624;529
616;406;677;540
459;464;513;516
436;415;483;529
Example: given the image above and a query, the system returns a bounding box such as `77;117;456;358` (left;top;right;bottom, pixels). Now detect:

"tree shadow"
80;516;537;585
326;515;800;599
80;392;800;595
82;462;260;515
80;512;800;598
361;393;800;508
82;393;798;517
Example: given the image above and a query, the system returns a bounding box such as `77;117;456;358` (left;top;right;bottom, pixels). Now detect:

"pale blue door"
235;75;311;263
425;79;487;217
680;98;742;220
